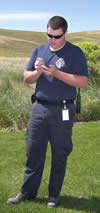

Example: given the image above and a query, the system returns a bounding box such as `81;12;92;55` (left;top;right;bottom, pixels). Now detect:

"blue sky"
0;0;100;33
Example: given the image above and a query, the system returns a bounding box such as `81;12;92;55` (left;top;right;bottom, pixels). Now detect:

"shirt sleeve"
26;48;38;71
71;46;88;77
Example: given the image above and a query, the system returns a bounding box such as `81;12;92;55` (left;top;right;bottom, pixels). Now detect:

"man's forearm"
54;69;88;88
24;70;42;84
41;65;88;88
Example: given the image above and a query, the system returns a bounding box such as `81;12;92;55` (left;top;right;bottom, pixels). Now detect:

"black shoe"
47;197;59;208
7;193;34;204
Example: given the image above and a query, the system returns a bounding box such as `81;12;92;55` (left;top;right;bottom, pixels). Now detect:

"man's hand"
41;65;57;77
35;57;44;74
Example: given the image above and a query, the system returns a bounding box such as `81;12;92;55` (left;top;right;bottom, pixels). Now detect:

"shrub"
76;42;100;85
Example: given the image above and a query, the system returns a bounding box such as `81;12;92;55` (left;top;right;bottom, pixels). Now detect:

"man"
7;16;88;208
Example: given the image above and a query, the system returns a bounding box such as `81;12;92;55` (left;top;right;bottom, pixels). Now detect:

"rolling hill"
0;29;100;57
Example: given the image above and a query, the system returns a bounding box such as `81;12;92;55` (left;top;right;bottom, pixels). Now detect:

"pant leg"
21;102;48;197
48;104;75;197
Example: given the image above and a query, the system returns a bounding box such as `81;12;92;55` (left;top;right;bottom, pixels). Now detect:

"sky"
0;0;100;33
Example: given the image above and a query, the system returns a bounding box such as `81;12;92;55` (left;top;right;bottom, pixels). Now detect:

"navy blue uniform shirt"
26;42;88;101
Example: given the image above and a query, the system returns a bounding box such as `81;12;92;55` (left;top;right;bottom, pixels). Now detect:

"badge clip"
63;100;67;110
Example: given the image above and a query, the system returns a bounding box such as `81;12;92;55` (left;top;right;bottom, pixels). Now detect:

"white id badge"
62;109;69;121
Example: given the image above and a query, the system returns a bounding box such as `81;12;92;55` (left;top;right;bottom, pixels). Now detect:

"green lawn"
0;121;100;213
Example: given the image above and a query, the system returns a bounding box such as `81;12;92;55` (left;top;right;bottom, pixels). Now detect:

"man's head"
47;16;68;51
47;16;68;33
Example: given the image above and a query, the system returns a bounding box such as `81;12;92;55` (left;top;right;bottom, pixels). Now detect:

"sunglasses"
47;32;64;39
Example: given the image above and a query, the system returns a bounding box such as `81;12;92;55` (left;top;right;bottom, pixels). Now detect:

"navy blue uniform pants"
21;102;75;198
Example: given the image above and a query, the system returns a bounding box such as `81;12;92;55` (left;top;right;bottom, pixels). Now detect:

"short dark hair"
47;16;68;33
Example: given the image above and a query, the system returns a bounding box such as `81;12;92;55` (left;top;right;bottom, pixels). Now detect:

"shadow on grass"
60;196;100;213
28;196;100;212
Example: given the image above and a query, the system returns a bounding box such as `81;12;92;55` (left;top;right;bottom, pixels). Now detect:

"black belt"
37;98;74;106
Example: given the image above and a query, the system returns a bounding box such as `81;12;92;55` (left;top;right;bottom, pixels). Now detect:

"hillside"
0;29;100;57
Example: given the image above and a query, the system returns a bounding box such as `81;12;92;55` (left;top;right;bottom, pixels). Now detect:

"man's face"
47;26;67;50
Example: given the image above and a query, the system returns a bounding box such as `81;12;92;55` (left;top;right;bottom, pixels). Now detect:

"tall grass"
0;57;33;130
76;83;100;122
0;57;100;130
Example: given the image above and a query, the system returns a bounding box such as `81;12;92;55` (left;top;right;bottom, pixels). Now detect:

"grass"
0;29;47;57
0;57;34;130
0;57;100;129
0;121;100;213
